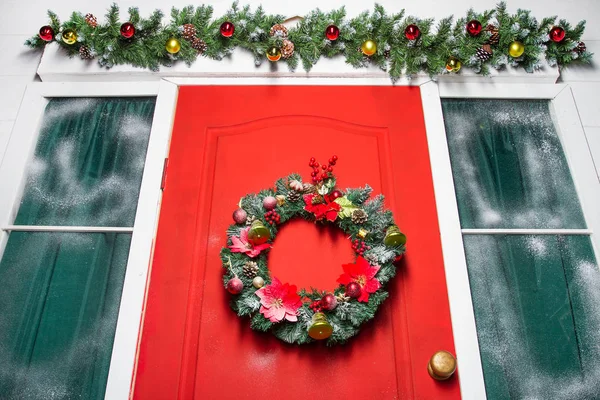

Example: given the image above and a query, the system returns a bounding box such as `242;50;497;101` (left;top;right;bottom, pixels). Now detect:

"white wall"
1;0;599;179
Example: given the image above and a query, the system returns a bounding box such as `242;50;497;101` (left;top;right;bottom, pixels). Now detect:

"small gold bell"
384;225;406;247
308;312;333;340
247;220;271;246
427;350;457;381
357;228;369;239
275;195;286;206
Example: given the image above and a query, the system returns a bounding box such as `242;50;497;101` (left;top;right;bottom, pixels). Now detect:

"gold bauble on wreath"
445;56;462;73
165;37;181;54
361;40;377;56
61;29;77;45
266;46;282;62
508;41;525;58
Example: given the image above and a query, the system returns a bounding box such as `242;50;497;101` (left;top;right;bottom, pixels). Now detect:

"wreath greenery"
220;156;406;345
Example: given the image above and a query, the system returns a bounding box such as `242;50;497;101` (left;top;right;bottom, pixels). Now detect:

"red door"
134;86;460;399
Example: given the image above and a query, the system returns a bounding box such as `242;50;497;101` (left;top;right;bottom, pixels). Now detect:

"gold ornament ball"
427;350;457;381
508;41;525;58
165;37;181;54
266;46;282;62
62;29;78;45
252;276;265;289
361;40;377;56
445;57;462;73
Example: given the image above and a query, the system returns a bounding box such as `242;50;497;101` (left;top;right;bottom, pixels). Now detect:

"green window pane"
442;99;586;229
15;98;156;227
463;234;600;399
0;232;131;400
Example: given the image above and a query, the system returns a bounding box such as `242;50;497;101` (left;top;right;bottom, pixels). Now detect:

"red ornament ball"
220;21;235;38
232;208;248;224
325;25;340;41
466;20;483;36
405;24;421;41
226;277;244;294
39;25;54;42
321;294;338;311
346;282;362;299
120;22;135;39
549;26;566;43
263;196;277;211
330;190;344;200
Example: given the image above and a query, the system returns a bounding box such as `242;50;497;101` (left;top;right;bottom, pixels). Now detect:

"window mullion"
1;225;134;233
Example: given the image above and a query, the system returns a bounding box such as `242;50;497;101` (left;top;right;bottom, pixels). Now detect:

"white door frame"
2;77;597;400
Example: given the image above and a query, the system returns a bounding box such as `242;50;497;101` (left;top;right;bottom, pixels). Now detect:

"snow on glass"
17;97;154;227
464;235;600;400
442;99;586;229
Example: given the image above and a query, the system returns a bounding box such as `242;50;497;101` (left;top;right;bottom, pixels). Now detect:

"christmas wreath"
221;156;406;345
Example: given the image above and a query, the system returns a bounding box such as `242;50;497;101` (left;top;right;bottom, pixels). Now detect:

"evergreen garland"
221;165;405;346
26;2;593;78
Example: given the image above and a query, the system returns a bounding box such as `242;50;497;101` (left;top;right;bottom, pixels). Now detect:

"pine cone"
246;215;256;226
351;209;368;224
287;190;302;202
289;179;303;192
576;42;587;54
384;49;391;59
476;46;492;61
182;24;197;41
281;39;295;59
311;194;325;205
302;183;317;194
486;24;499;46
79;46;94;60
85;13;98;28
269;24;288;38
191;37;207;53
243;261;259;278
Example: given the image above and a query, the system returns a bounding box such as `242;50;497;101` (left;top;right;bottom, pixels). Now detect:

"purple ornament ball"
232;208;248;224
263;196;277;210
346;282;362;299
226;277;244;294
321;293;338;311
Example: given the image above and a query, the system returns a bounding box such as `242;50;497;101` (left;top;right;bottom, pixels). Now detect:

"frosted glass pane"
442;99;586;229
464;234;600;399
14;98;155;227
0;232;131;399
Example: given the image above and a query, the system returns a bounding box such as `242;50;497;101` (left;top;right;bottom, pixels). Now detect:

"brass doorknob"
427;350;457;380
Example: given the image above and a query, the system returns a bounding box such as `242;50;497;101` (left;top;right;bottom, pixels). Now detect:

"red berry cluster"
264;210;280;225
308;155;338;183
351;239;371;256
309;300;323;313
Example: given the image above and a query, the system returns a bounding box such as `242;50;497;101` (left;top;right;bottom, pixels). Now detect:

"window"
442;98;600;399
0;97;155;399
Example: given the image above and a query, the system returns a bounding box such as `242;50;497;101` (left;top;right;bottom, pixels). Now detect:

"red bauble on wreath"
549;26;566;43
220;21;235;37
325;25;340;41
120;22;135;39
221;156;407;345
39;25;54;41
466;20;482;36
405;24;421;40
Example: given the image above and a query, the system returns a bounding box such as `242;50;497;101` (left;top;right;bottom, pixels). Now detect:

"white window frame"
2;77;598;400
422;81;600;400
0;80;179;400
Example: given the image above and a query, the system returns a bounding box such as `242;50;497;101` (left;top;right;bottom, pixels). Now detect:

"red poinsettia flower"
303;193;341;222
255;277;302;322
337;256;381;303
229;227;271;258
